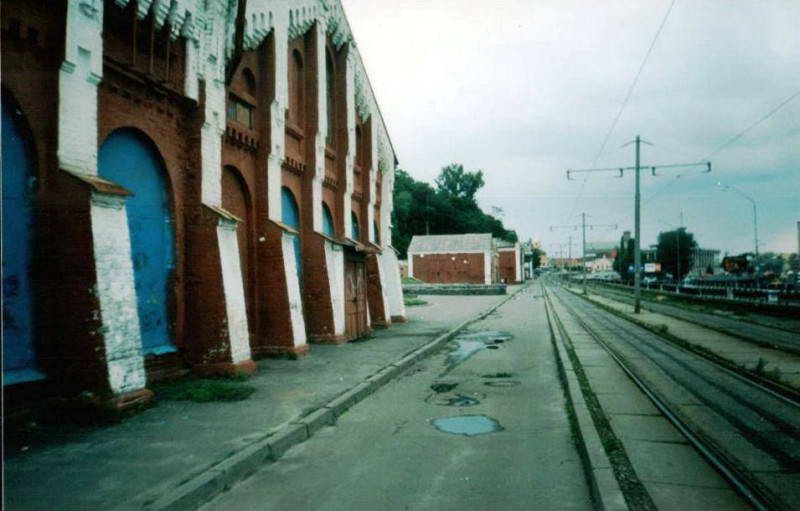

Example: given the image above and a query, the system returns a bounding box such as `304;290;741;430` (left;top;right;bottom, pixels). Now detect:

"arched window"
326;49;335;146
322;202;335;237
288;48;304;126
281;186;303;283
351;210;360;241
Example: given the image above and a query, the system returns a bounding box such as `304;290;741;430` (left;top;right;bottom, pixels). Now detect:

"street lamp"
717;182;759;274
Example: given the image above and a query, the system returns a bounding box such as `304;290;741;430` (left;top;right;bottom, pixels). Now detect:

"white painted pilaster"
484;250;492;285
267;21;289;222
324;241;346;336
515;243;522;282
382;248;406;320
90;192;146;394
408;252;414;278
367;117;378;243
59;0;104;174
217;218;251;363
282;233;307;346
343;49;356;238
311;21;326;233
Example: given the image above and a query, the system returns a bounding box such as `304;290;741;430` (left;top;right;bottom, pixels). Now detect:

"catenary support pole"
582;212;587;294
634;135;642;313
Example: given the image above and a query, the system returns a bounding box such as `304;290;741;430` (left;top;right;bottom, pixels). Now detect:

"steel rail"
542;281;786;511
579;287;800;405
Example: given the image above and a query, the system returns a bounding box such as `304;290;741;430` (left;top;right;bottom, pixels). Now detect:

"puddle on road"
436;394;481;407
432;415;503;436
484;380;521;387
430;382;459;393
441;331;514;376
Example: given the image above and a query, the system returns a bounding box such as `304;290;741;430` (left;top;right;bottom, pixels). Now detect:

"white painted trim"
484;250;491;284
90;192;146;394
282;232;307;346
324;241;346;336
343;49;355;238
407;251;414;278
58;0;104;174
217;218;251;364
382;249;406;319
515;242;522;282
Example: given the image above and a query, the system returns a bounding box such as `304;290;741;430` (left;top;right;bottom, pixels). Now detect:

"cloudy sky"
342;0;799;257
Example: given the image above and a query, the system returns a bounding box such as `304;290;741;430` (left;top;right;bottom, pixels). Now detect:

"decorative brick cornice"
282;156;306;176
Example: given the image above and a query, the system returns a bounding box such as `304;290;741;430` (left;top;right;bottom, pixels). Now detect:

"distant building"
408;234;495;284
690;248;721;276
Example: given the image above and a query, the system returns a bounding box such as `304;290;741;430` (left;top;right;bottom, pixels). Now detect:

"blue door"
281;187;302;284
2;100;44;385
99;130;176;355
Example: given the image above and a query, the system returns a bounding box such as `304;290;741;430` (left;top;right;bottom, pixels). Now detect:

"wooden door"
345;259;369;338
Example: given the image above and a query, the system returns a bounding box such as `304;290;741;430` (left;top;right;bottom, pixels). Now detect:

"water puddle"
436;394;481;407
441;331;514;376
430;382;458;393
484;380;521;387
432;415;503;436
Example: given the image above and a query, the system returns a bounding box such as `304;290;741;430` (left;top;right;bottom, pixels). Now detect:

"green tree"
656;229;697;281
614;236;635;283
434;163;484;204
391;164;517;258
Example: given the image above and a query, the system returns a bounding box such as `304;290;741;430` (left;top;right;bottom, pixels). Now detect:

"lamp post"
718;182;759;277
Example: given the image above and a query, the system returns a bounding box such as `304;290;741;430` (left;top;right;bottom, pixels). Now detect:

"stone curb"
548;295;628;511
146;287;526;511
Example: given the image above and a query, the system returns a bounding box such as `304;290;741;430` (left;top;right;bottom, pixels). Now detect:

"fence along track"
542;281;792;511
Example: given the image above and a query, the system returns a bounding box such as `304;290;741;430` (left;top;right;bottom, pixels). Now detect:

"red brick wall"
413;253;485;284
498;250;518;283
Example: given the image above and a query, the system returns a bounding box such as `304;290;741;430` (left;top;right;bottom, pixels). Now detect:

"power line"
643;89;800;204
564;0;677;223
590;0;677;168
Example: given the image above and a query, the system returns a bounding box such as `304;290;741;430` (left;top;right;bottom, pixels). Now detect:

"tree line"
391;163;518;259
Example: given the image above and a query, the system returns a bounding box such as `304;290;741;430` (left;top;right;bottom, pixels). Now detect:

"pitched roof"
408;233;494;254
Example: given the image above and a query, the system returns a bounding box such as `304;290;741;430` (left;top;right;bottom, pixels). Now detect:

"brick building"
495;239;521;284
2;0;405;413
407;234;496;284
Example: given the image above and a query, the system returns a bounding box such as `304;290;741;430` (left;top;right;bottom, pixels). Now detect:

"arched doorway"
351;211;360;241
98;129;176;355
2;97;42;384
281;187;302;284
222;166;253;325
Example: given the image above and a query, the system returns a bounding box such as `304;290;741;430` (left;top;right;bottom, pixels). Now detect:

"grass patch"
154;377;255;403
404;295;428;306
402;277;423;284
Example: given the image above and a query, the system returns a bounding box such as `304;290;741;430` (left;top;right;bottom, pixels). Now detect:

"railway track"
542;280;800;510
585;283;800;355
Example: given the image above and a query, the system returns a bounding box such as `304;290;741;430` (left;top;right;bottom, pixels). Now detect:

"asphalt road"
201;288;593;511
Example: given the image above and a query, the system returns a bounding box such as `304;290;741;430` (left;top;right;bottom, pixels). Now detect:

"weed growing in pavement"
404;295;428;306
753;357;768;376
154;378;255;403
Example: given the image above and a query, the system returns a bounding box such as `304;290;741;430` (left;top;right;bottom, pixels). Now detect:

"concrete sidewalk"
4;291;518;511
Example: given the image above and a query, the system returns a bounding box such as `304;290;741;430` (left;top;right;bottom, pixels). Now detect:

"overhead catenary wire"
563;0;677;223
643;89;800;204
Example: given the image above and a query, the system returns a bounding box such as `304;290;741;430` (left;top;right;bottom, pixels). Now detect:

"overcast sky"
342;0;799;257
